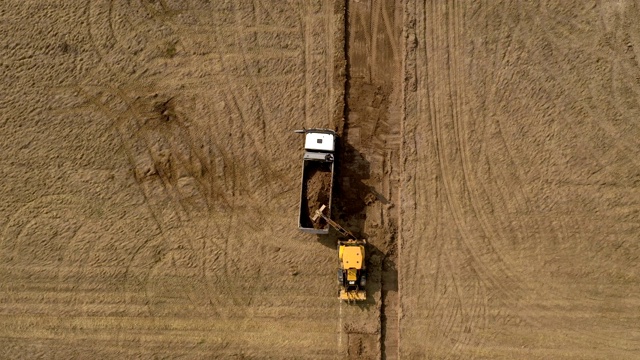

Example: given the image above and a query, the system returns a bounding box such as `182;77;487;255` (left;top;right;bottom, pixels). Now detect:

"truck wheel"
360;274;366;288
338;269;344;284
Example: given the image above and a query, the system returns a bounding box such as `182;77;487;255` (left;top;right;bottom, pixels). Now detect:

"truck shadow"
314;140;371;248
334;140;371;235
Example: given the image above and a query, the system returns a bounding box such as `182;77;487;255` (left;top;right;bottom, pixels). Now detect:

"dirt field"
401;0;640;358
1;0;639;359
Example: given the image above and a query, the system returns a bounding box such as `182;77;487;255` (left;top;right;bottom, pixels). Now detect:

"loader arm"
312;205;356;240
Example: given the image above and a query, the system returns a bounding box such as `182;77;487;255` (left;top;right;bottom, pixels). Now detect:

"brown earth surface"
401;0;640;359
302;161;332;229
1;0;640;359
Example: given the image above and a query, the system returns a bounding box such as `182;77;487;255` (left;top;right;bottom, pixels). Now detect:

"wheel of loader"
360;274;366;288
338;269;344;284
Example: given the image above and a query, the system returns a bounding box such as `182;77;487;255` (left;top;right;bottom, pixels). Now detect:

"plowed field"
1;0;639;359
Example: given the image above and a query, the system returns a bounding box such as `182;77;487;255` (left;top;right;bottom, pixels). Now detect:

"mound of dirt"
303;161;332;229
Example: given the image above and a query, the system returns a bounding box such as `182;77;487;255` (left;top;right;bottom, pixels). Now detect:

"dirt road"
1;0;640;359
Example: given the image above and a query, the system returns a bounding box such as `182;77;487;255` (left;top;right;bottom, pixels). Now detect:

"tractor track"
342;1;402;358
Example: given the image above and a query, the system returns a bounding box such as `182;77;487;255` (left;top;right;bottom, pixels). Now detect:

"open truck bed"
299;157;334;233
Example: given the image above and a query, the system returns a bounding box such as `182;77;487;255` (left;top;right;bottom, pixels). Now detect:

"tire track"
433;0;536;306
1;195;93;266
442;248;482;358
428;241;461;358
495;2;640;350
378;0;399;65
476;0;640;352
0;195;118;320
195;35;282;308
200;5;296;210
404;0;640;357
75;83;236;316
4;0;339;357
110;88;195;226
111;89;229;222
448;0;527;306
403;2;454;356
346;1;403;358
303;0;311;128
100;3;240;219
424;208;488;359
534;2;640;169
421;0;534;356
75;86;171;282
179;0;312;310
467;0;544;280
232;1;269;145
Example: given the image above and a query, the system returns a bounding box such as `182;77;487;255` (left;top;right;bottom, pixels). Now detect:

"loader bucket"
339;289;366;302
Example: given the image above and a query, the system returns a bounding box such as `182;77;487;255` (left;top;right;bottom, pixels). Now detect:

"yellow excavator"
313;205;367;302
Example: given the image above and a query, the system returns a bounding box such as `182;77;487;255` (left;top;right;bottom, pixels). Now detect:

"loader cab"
341;246;364;270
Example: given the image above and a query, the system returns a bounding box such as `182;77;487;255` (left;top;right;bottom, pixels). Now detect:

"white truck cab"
304;131;336;152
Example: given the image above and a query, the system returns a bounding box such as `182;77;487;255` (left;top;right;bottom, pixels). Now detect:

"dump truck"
294;129;336;234
313;205;367;302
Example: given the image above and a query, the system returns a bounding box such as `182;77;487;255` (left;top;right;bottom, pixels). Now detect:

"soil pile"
304;162;332;229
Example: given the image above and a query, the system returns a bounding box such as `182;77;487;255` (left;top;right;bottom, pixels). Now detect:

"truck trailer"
294;128;336;234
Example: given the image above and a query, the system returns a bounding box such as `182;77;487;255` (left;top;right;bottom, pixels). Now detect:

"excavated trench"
338;1;402;358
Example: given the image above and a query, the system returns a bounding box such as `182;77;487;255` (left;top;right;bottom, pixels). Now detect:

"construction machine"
312;205;367;302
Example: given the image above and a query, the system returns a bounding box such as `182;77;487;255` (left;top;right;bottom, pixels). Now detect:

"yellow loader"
313;205;367;302
337;238;367;302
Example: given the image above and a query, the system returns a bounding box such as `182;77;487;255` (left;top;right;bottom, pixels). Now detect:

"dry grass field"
1;0;639;359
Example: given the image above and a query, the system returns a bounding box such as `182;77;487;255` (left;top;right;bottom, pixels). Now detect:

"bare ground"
1;1;346;358
401;0;640;358
1;0;640;359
